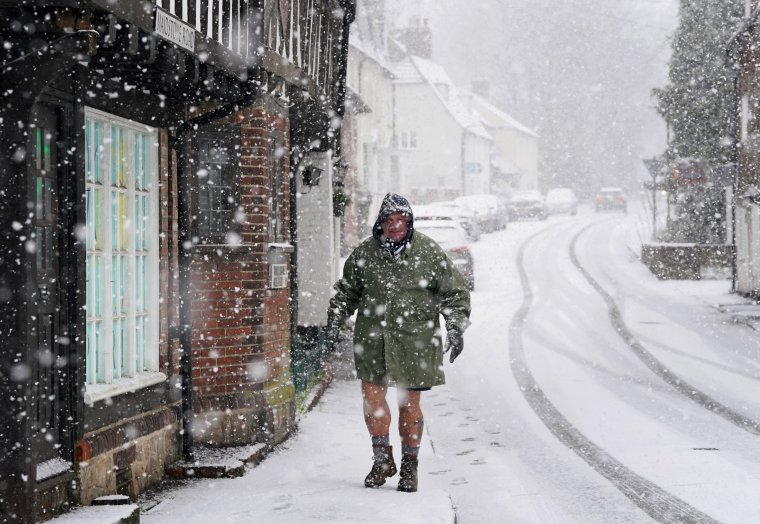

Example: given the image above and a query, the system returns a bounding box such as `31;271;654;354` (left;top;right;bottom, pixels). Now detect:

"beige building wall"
347;45;396;230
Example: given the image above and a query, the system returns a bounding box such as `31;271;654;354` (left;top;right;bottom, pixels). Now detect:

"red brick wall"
189;103;293;402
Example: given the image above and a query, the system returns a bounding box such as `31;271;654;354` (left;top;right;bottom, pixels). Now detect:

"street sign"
155;8;195;53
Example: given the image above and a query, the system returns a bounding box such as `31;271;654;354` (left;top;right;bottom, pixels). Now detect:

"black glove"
445;329;464;363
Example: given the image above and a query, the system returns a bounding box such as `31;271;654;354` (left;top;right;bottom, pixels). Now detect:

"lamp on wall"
743;187;760;206
301;165;323;187
333;159;349;186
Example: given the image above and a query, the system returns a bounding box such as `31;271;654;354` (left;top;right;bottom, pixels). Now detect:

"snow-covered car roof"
511;190;544;202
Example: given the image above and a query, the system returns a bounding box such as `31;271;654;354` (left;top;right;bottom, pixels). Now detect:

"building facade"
390;55;492;204
470;94;540;193
0;1;354;521
730;0;760;297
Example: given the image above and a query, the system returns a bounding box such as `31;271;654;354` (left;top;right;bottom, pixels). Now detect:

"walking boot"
364;445;397;488
397;455;418;492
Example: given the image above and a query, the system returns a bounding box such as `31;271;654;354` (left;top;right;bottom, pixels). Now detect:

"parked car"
508;190;547;220
545;188;578;215
595;187;627;213
415;220;475;290
422;201;481;241
454;194;507;232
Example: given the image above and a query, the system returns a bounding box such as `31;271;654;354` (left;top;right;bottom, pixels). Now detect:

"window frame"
84;107;162;403
193;125;242;245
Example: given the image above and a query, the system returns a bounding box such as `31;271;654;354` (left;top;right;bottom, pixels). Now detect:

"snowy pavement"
138;378;455;524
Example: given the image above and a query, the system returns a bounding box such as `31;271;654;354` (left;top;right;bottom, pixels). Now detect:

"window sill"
192;244;261;254
268;242;294;252
84;372;167;406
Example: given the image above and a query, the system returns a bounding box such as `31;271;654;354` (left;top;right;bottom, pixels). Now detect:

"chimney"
396;18;432;59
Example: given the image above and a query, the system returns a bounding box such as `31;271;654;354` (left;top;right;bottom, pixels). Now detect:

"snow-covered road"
428;206;760;523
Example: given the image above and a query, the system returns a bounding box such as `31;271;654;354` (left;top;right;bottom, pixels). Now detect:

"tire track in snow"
510;225;718;524
571;223;760;436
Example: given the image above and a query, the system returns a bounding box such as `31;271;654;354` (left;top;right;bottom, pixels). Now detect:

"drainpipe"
461;126;474;196
334;1;357;144
169;84;258;460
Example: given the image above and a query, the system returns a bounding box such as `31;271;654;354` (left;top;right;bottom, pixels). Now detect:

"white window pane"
85;109;158;386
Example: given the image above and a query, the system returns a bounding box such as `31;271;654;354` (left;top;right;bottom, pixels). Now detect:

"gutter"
333;0;356;159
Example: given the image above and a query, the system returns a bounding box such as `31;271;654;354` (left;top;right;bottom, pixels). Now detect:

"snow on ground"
55;202;760;523
140;380;455;524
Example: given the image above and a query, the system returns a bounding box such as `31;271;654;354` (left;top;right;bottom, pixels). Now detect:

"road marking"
571;222;760;436
511;225;719;524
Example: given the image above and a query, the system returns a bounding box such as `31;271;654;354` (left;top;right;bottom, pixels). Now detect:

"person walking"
326;193;471;492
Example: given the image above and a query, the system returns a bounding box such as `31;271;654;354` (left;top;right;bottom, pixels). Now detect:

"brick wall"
188;101;295;446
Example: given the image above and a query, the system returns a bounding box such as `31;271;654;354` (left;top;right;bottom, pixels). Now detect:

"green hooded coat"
328;229;471;389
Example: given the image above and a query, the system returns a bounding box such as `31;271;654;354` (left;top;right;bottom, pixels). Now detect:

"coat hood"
372;193;415;244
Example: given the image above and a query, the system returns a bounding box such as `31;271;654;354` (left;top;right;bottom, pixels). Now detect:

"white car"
545;188;578;215
416;201;481;241
453;194;506;232
415;221;475;290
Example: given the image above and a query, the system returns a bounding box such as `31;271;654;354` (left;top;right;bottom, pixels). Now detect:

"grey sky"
385;0;680;195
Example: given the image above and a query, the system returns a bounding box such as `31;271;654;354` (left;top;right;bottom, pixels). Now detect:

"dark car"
415;221;475;290
508;190;547;221
595;187;627;213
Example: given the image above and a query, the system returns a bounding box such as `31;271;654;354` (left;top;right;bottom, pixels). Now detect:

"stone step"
47;500;139;524
165;443;269;479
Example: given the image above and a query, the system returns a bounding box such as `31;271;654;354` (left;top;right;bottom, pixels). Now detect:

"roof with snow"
470;94;538;138
349;37;394;75
391;56;491;140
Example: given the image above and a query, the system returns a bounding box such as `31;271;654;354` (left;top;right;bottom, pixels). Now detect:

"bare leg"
397;389;422;492
361;381;397;488
361;381;391;437
397;389;423;447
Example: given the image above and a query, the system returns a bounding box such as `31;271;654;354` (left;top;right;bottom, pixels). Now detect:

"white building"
390;55;493;204
469;94;540;193
345;38;396;235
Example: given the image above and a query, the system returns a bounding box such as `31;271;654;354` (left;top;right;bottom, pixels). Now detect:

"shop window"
84;108;160;393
